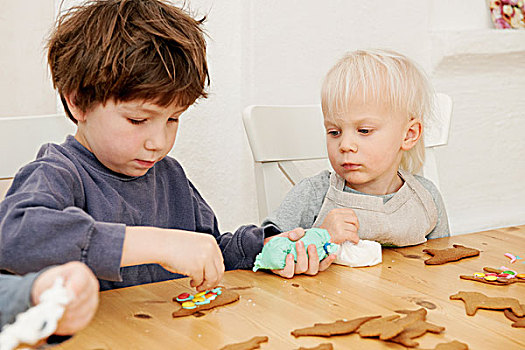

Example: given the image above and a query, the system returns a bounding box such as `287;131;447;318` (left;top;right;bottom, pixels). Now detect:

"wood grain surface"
56;225;525;349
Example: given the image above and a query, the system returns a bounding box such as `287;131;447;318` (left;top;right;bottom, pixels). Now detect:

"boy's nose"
339;135;357;153
144;129;168;151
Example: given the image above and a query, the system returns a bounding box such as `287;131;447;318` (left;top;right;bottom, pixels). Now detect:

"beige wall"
0;0;56;117
1;0;524;235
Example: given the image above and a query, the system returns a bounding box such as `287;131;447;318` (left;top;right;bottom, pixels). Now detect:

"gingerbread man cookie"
459;266;525;286
172;287;239;318
423;244;479;265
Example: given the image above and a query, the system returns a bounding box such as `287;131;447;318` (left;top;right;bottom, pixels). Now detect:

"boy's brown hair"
48;0;209;123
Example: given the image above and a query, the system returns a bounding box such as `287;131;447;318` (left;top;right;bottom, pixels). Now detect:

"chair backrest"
0;114;75;200
242;93;453;222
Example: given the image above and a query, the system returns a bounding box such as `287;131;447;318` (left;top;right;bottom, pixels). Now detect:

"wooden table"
58;226;525;349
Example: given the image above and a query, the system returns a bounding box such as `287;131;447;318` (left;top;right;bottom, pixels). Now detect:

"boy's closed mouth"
341;162;361;170
135;159;156;168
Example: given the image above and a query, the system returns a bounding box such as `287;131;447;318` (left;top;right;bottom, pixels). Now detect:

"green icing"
253;228;339;271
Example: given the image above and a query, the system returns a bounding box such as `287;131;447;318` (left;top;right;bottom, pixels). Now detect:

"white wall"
2;0;524;235
0;0;56;117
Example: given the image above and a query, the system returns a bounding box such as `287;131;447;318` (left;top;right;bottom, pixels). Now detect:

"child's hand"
265;228;336;278
31;261;99;335
160;230;225;292
320;208;360;244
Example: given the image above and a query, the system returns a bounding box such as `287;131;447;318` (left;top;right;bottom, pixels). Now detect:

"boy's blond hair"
47;0;209;124
321;49;434;174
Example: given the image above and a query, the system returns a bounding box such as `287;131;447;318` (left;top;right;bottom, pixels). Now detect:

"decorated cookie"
291;315;380;337
297;344;333;350
423;244;479;265
172;287;239;318
459;268;525;286
220;336;268;350
253;228;339;271
389;310;445;347
503;304;525;328
450;291;523;316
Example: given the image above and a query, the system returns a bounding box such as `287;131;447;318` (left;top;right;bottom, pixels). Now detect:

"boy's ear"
63;93;86;122
401;118;422;151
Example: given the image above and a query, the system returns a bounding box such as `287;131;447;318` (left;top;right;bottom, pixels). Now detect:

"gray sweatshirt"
0;136;277;290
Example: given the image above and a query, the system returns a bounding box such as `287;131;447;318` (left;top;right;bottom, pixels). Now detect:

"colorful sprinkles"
174;287;223;309
460;267;525;285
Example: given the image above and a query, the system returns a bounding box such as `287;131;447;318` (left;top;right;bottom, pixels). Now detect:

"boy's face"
71;99;187;177
324;102;418;195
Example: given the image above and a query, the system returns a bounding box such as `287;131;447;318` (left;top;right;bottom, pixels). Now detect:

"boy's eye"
128;118;146;125
168;117;179;123
358;128;372;135
327;130;340;137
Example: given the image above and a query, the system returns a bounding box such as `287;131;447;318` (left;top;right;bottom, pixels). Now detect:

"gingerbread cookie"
423;245;479;265
450;291;523;316
459;266;525;286
389;310;445;347
172;287;239;318
291;316;380;337
220;336;268;350
429;340;469;350
459;274;525;285
297;343;333;350
358;308;427;340
503;304;525;328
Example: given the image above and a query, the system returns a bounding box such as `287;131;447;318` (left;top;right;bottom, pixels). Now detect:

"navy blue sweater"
0;136;275;290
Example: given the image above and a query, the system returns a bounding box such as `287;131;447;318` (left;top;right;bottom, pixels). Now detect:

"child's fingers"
198;260;222;292
273;253;295;278
345;228;360;244
189;268;204;289
294;241;308;274
318;254;336;272
304;244;319;275
55;290;99;335
287;227;305;241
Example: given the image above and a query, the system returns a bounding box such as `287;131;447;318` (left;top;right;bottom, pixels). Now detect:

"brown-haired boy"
0;0;338;291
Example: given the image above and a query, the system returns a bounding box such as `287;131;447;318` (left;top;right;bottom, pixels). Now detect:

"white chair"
0;114;75;200
242;93;453;222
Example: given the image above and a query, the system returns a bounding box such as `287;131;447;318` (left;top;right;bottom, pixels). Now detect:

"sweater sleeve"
262;170;330;232
0;272;40;328
0;161;125;281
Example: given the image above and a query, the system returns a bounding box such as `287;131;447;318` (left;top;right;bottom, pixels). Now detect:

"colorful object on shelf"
489;0;525;29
